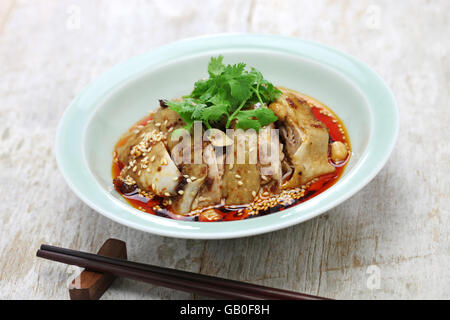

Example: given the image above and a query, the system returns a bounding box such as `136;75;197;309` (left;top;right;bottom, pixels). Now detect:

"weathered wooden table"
0;0;448;299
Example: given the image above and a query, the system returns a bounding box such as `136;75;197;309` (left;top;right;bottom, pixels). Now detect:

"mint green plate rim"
56;34;398;239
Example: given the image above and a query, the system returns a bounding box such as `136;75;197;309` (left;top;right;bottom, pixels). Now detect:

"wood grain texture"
0;0;449;299
69;238;127;300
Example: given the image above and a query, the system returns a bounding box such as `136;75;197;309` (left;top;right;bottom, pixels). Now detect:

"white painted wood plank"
0;0;449;299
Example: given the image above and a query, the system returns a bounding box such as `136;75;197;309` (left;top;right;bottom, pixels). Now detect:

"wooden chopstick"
37;244;330;300
37;249;260;299
39;244;323;300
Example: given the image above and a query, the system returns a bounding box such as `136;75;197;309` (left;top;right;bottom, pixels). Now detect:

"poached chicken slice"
121;141;181;196
258;124;283;193
171;163;208;214
222;129;260;205
269;91;335;188
116;107;184;165
192;143;225;209
170;135;208;214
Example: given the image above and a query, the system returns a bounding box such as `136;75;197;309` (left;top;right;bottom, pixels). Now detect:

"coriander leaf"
249;68;264;83
225;63;246;78
166;56;281;132
166;99;197;130
198;84;217;102
200;104;229;127
191;102;208;119
191;79;210;98
259;82;282;103
234;107;278;131
208;56;225;77
208;93;231;111
229;77;253;102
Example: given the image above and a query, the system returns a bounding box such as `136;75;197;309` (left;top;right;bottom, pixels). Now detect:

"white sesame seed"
178;190;184;195
164;192;170;197
238;181;243;186
235;174;241;179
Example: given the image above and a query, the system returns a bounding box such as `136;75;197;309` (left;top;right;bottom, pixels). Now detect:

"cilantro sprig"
165;56;281;132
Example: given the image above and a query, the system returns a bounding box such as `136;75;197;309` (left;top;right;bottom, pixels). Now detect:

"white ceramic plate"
56;34;398;239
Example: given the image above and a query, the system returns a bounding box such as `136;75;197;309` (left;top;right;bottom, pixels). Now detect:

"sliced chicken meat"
170;136;208;214
171;162;208;214
222;129;261;205
258;124;283;193
116;107;184;165
120;141;181;197
269;91;335;188
192;143;225;209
